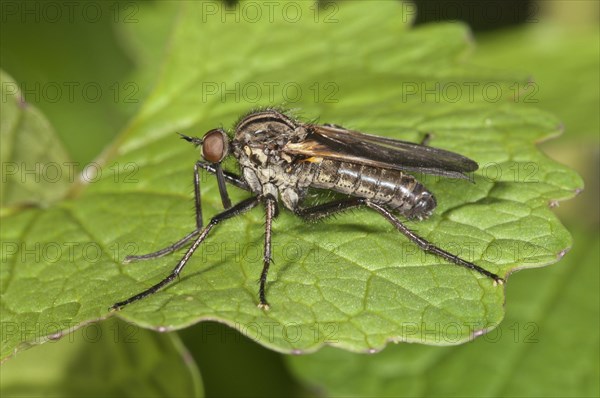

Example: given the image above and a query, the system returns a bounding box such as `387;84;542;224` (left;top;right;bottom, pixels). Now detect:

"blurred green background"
1;0;598;397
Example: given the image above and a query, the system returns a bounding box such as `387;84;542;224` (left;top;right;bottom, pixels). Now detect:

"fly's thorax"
232;110;308;163
232;110;314;210
237;148;314;211
233;109;305;149
310;160;437;220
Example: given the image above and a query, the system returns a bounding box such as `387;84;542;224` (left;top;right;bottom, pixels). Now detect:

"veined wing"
284;124;478;179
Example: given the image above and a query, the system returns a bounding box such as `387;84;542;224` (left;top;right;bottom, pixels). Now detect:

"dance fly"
110;109;504;311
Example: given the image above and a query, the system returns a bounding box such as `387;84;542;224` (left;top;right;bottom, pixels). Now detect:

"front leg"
112;196;261;310
196;162;250;191
124;163;249;263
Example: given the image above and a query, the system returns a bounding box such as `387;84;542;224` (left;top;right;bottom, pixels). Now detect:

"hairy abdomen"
309;160;436;219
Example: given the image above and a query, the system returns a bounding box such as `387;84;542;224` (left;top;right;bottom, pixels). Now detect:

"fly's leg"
420;133;432;146
123;230;201;263
124;162;249;263
294;198;366;221
196;162;250;191
258;195;279;310
366;201;504;284
295;198;504;284
198;161;251;223
214;163;231;209
111;196;260;311
193;161;204;228
123;162;205;262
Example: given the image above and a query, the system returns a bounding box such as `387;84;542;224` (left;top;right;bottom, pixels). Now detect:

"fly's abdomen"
310;160;437;219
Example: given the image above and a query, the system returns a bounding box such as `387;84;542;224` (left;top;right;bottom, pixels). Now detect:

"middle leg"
258;194;279;310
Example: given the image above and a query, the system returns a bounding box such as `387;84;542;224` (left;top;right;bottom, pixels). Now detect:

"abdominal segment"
309;160;436;220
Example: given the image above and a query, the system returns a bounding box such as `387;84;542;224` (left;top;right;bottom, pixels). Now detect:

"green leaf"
0;71;73;208
472;22;599;138
0;1;582;360
0;318;203;397
178;321;308;398
471;20;599;229
286;227;599;397
0;3;135;165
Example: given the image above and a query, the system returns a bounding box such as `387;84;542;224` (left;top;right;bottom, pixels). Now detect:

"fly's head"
179;129;230;165
201;129;230;163
180;129;234;205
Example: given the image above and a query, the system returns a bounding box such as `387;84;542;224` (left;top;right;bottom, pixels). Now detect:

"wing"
284;125;478;179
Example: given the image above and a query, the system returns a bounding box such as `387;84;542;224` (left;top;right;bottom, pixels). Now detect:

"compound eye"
201;129;229;163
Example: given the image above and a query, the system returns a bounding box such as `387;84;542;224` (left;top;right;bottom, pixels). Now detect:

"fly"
110;109;504;311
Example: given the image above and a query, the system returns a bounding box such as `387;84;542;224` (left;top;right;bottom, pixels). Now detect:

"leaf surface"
0;318;203;397
0;71;73;207
287;228;599;397
0;1;582;359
